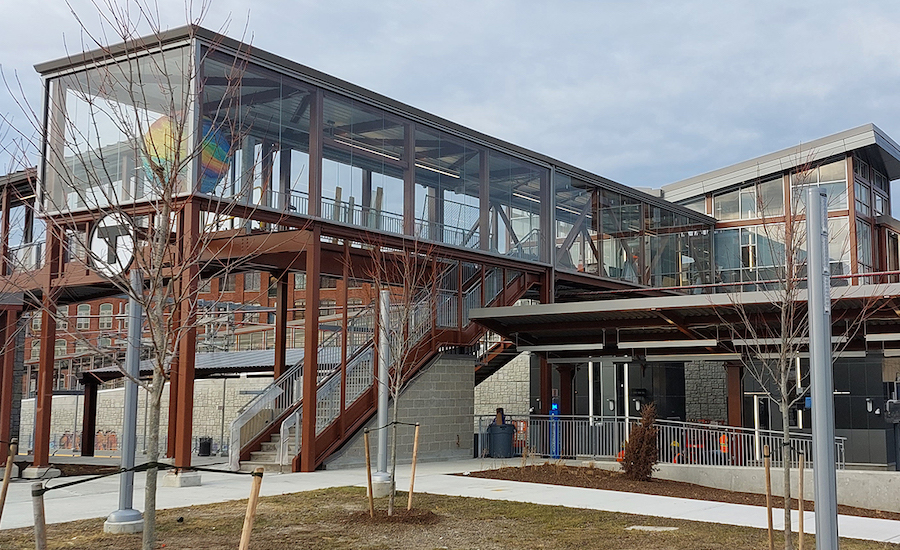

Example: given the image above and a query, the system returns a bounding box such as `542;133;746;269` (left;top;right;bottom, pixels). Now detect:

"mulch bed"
466;463;900;521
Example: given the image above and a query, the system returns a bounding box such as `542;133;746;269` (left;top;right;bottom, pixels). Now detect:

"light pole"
104;269;143;533
806;186;839;550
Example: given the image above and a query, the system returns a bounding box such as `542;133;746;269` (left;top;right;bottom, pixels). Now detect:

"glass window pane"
713;189;740;221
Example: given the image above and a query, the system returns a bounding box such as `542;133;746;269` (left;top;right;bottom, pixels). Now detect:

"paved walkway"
1;457;899;544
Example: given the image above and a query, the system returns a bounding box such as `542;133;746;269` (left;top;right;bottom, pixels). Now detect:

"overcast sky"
2;0;900;199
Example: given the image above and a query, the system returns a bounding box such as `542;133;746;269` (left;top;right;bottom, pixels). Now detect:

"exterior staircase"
229;265;537;472
239;428;296;473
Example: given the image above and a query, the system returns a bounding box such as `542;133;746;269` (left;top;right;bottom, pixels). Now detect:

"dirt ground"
467;462;900;521
1;486;897;550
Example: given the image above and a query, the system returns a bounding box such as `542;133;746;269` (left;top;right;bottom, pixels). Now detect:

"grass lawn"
0;486;897;549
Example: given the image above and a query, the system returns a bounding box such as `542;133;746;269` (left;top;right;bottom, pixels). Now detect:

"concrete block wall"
685;361;726;423
325;354;475;469
17;376;271;453
586;459;900;513
474;352;531;417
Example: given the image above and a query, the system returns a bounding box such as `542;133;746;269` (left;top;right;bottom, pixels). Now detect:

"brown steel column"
0;184;10;277
273;270;289;378
166;357;179;458
538;273;553;413
726;363;743;427
173;200;200;468
299;226;321;471
0;310;19;456
339;242;349;434
403;122;415;236
307;91;323;218
33;226;61;468
80;381;98;457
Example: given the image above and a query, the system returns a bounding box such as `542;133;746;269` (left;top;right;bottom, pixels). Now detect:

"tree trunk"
387;393;399;516
781;390;794;550
142;368;164;550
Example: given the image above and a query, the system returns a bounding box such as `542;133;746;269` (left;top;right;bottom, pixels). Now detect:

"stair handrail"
228;305;374;470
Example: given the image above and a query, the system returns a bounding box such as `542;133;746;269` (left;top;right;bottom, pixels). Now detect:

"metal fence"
475;415;846;470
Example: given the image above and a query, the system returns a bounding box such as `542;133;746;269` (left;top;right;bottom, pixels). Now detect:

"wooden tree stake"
238;467;264;550
32;482;47;550
798;452;805;550
764;445;773;550
407;423;420;511
364;430;374;518
0;438;17;523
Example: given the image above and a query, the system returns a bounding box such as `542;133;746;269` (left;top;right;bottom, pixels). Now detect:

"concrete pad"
22;467;61;480
0;464;18;479
161;471;201;487
103;518;144;534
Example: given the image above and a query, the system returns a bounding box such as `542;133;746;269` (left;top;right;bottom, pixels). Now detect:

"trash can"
199;437;213;457
487;424;515;458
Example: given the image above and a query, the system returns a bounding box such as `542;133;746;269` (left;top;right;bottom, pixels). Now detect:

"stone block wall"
324;354;475;469
684;361;726;423
11;317;25;447
474;352;531;418
17;376;271;454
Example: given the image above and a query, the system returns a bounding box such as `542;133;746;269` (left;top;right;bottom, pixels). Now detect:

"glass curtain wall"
487;152;546;260
554;174;598;273
647;207;711;288
198;48;312;226
600;190;643;284
44;46;192;214
321;94;405;233
414;128;481;247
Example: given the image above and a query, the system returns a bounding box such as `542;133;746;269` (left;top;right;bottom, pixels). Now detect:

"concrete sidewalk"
1;458;899;544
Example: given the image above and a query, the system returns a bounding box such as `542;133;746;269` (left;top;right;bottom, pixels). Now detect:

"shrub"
621;402;658;482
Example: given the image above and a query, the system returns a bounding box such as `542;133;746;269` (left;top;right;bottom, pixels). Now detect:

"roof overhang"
662;124;900;203
470;282;900;361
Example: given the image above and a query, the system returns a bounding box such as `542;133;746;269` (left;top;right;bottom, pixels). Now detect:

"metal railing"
475;415;846;470
9;241;43;273
228;307;373;470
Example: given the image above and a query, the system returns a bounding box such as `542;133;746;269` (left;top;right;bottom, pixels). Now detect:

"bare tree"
715;156;882;550
361;235;442;516
0;5;310;549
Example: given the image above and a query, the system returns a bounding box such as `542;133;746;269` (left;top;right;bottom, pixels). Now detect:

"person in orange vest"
719;433;728;454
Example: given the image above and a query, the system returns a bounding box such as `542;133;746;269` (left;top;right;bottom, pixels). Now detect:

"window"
55;339;68;357
56;306;68;331
75;340;89;354
679;196;707;215
319;299;337;317
713;177;783;221
873;169;889;191
320;276;338;289
792;159;848;213
857;221;873;275
120;303;129;330
99;303;113;330
76;304;91;331
855;182;871;217
31;313;40;332
267;275;278;299
294;272;306;290
854;157;869;181
31;340;40;360
293;299;305;320
244;271;260;291
875;194;887;217
98;337;112;349
199;278;212;293
222;274;237;292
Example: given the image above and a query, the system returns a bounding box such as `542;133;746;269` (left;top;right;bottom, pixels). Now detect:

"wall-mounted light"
866;398;874;413
607;399;615;411
633;399;642;412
